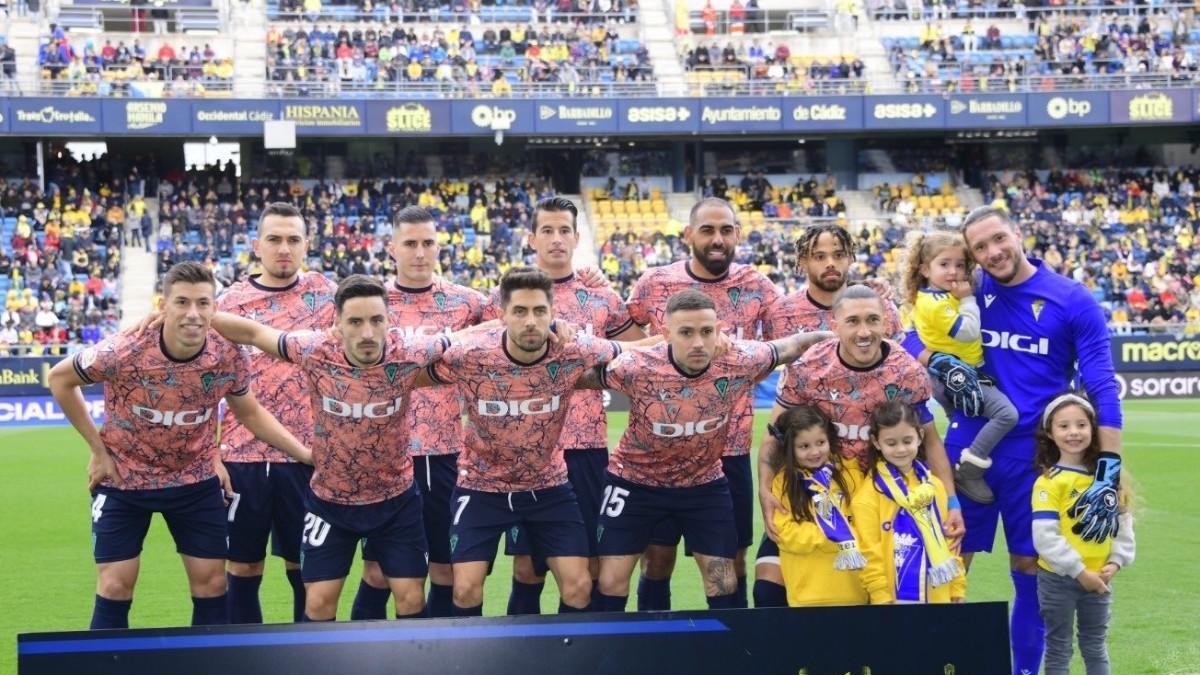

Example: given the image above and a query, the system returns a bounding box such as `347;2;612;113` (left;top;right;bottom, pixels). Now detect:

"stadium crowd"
888;11;1199;92
682;38;866;92
38;28;234;97
0;173;131;357
266;20;650;92
272;0;638;25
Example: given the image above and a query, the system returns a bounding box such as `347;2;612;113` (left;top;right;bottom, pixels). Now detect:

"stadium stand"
0;172;129;356
37;28;234;97
267;0;639;25
680;37;866;94
264;21;650;95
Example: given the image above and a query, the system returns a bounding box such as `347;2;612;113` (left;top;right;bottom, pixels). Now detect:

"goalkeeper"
902;231;1018;505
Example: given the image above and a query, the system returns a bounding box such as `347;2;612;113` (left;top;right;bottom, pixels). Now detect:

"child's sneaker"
954;449;994;504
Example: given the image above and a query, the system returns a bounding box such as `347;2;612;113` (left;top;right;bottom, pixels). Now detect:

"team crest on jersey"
884;384;900;401
596;524;605;542
449;534;459;553
1031;299;1046;322
510;526;520;543
727;288;742;308
201;372;216;393
575;289;589;307
434;292;447;311
714;377;730;398
302;292;317;312
384;363;401;383
546;362;561;381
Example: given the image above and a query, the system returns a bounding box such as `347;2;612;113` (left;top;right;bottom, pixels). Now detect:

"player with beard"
906;206;1122;675
625;197;781;610
351;206;489;620
752;223;904;607
420;267;636;616
216;203;336;624
481;197;645;615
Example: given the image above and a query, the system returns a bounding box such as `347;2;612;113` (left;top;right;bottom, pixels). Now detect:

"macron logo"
984;294;997;308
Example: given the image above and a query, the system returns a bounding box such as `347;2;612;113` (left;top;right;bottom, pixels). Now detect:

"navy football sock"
733;575;748;609
595;592;628;613
225;573;263;624
426;583;454;618
752;579;788;608
705;592;738;610
395;610;423;620
302;613;334;622
557;600;587;614
285;568;305;623
506;578;545;616
350;580;391;620
191;595;228;626
452;603;483;617
636;576;671;611
90;595;132;630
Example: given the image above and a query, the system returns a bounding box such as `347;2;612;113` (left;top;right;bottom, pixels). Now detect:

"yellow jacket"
852;469;966;604
772;466;868;607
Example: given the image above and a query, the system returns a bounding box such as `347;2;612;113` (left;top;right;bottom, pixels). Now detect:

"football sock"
302;613;334;622
90;595;132;630
350;580;391;621
752;579;788;608
596;592;628;613
395;610;423;620
225;573;263;624
285;568;305;623
426;583;454;618
705;592;737;610
636;576;671;611
1011;570;1045;675
557;600;587;614
733;575;748;608
191;595;228;626
452;603;483;617
506;578;545;616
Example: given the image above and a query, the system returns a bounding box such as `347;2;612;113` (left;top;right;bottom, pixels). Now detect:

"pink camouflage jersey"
626;261;781;457
387;278;488;456
73;328;251;490
603;340;779;488
482;273;635;451
279;329;449;505
428;328;622;493
775;338;933;472
762;287;904;340
217;272;336;463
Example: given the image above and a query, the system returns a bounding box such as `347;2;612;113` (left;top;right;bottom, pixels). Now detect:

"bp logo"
575;289;589;307
546;362;561;381
201;372;216;393
727;288;742;307
434;292;447;311
714;377;730;397
302;291;317;311
385;363;401;383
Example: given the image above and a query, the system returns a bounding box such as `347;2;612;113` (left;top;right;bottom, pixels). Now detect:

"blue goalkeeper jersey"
944;259;1121;460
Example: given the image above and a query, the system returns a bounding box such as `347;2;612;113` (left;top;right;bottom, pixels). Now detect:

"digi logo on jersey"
322;396;406;419
981;329;1050;355
835;422;871;441
477;395;561;416
651;415;727;438
131;405;214;427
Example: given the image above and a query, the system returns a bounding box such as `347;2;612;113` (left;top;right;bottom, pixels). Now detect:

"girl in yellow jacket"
769;405;868;607
853;400;966;604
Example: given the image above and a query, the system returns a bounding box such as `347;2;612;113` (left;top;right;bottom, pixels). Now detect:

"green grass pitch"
3;399;1198;673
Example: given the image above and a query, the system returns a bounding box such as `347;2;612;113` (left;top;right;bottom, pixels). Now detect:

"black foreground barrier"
19;603;1011;675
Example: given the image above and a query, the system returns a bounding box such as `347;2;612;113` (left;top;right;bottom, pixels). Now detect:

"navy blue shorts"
754;535;780;566
648;454;754;552
91;477;227;564
597;473;737;559
945;435;1039;558
300;486;428;583
225;461;313;564
506;447;608;563
413;453;459;565
450;483;589;565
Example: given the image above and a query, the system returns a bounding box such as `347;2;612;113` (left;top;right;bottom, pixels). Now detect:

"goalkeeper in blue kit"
906;207;1123;675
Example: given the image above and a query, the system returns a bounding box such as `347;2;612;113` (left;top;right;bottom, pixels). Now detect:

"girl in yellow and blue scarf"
853;400;965;604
